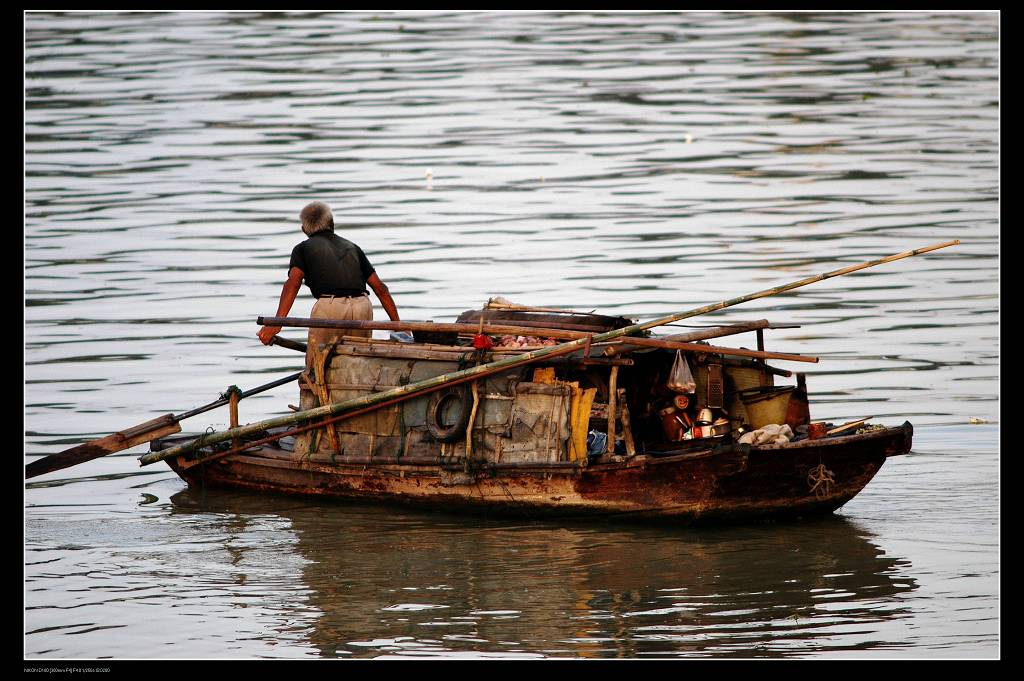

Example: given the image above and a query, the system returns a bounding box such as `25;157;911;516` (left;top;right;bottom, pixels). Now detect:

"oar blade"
26;414;181;480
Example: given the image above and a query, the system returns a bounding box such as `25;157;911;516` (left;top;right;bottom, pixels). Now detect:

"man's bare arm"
258;267;304;345
367;272;400;321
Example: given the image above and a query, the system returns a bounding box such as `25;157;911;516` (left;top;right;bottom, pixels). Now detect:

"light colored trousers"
307;294;372;367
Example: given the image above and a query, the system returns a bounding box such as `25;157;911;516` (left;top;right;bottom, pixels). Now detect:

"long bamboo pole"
484;301;596;314
603;337;818;363
603;320;770;356
141;240;957;466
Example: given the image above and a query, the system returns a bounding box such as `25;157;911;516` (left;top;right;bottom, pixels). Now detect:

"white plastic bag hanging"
667;350;696;393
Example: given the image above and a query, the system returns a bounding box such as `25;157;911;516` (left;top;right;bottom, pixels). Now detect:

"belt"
318;293;367;299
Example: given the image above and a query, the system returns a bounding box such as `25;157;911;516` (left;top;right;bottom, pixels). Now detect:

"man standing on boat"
257;201;400;363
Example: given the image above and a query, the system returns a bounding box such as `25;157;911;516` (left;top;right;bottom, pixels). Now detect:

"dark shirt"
289;232;376;298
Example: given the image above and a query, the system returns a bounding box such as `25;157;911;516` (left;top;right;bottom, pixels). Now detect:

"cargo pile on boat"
402;297;855;456
495;334;561;348
465;299;818;453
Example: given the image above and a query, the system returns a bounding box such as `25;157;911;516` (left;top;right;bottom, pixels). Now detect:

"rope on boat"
184;426;219;459
220;385;242;401
807;463;835;498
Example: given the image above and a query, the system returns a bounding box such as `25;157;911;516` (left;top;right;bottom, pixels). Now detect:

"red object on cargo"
472;334;495;349
808;422;828;440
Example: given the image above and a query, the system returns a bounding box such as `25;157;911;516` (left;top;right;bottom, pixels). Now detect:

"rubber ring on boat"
426;385;471;443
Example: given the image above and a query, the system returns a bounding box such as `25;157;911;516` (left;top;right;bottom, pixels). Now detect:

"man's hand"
258;325;283;345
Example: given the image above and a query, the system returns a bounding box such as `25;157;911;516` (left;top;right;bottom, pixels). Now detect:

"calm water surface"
24;11;999;659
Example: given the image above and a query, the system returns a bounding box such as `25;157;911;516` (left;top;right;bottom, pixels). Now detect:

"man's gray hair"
300;201;335;236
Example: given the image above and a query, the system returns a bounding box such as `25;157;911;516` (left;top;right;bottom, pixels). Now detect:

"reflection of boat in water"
153;305;911;525
169;488;918;658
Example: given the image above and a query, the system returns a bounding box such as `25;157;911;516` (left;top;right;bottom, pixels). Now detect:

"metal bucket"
739;386;796;429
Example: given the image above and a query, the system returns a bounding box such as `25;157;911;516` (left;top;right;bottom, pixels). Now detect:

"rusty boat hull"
152;323;915;525
158;421;911;525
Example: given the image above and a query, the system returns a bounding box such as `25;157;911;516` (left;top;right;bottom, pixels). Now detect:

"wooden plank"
607;365;619;455
827;417;872;436
311;347;342;456
26;417;181;478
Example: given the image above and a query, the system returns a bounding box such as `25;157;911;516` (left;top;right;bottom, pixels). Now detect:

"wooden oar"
26;414;184;481
142;240;958;467
269;335;307;353
25;370;304;479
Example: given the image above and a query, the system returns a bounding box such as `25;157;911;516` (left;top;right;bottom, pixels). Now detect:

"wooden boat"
149;308;912;525
31;242;955;523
